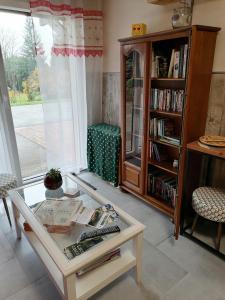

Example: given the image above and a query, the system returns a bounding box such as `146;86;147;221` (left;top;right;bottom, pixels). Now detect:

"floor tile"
158;236;225;295
4;276;61;300
140;240;187;295
0;258;30;300
6;233;46;283
161;272;225;300
0;226;14;266
91;273;153;300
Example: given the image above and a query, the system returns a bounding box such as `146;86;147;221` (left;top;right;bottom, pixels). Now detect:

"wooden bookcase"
119;25;220;238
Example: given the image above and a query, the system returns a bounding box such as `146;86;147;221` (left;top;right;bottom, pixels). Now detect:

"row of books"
168;44;188;79
148;170;177;207
149;117;180;145
149;141;168;162
151;44;188;79
150;88;184;113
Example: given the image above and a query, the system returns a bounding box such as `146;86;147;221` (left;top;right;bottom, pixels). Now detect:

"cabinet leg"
63;274;76;300
215;222;222;251
2;198;12;227
190;214;199;235
12;202;21;240
133;232;143;285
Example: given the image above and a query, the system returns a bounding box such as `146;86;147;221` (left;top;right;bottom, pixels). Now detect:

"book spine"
173;51;180;79
178;45;184;78
168;49;175;78
182;44;188;79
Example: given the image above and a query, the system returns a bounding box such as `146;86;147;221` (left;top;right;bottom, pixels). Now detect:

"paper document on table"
72;206;95;225
34;198;82;227
72;204;119;229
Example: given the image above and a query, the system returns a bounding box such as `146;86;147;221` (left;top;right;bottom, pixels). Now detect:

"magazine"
76;248;121;276
64;237;104;260
89;204;119;228
27;198;119;233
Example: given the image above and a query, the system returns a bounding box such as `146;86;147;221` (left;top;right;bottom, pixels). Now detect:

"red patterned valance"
30;0;103;57
30;0;103;17
52;47;103;57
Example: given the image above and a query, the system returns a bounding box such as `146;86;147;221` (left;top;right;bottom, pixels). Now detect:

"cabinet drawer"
124;165;140;187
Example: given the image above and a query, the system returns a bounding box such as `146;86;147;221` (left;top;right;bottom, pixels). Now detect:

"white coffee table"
9;174;145;300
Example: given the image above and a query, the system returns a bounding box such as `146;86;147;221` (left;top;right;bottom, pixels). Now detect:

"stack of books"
148;170;177;207
151;44;188;79
149;118;180;145
168;44;188;79
151;55;168;78
150;88;184;113
76;249;121;276
149;141;168;162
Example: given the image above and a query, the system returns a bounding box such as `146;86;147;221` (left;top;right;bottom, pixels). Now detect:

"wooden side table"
181;141;225;259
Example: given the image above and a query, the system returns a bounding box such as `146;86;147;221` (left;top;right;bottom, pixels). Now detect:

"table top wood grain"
187;141;225;159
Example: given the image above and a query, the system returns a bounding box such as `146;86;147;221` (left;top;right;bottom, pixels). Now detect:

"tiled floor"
0;172;225;300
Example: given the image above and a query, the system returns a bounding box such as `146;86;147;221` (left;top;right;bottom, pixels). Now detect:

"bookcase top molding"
118;25;221;44
147;0;178;4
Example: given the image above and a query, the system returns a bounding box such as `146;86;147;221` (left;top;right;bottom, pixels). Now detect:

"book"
64;237;104;260
173;51;180;79
168;49;175;78
76;249;121;276
182;44;188;78
148;170;177;207
150;88;184;113
178;45;184;78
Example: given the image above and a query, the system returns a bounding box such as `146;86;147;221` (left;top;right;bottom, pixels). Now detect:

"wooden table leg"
133;232;144;285
63;274;76;300
12;202;21;240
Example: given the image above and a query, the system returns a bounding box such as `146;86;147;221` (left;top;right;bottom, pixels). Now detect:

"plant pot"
44;174;63;190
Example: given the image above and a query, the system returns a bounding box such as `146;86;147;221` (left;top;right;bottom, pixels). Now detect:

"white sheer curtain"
30;0;103;173
0;47;22;184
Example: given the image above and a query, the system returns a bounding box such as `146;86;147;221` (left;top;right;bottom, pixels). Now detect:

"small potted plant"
44;168;62;190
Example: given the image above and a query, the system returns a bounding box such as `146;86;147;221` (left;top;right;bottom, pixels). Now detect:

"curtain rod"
0;7;30;16
212;71;225;74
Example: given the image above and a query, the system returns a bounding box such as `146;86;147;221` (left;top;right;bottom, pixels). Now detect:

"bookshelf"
119;25;220;238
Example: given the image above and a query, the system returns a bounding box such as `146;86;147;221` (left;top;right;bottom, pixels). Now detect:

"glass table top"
16;175;128;260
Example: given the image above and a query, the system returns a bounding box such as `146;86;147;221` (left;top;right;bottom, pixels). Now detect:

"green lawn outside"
9;91;43;106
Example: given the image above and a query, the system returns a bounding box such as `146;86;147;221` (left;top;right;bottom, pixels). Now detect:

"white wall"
0;0;29;11
103;0;225;73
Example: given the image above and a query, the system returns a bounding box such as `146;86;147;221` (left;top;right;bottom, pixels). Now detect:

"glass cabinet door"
125;50;144;167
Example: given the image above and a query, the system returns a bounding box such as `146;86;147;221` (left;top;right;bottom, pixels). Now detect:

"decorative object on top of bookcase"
132;23;147;36
119;25;220;239
171;6;192;28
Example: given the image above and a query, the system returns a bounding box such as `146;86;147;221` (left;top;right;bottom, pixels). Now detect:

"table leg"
133;232;144;285
63;274;76;300
12;202;21;240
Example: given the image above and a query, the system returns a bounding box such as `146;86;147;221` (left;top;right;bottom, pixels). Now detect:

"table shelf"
19;218;136;300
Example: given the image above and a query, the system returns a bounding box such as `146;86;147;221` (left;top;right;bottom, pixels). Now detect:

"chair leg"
215;222;223;251
190;213;199;235
2;198;12;227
